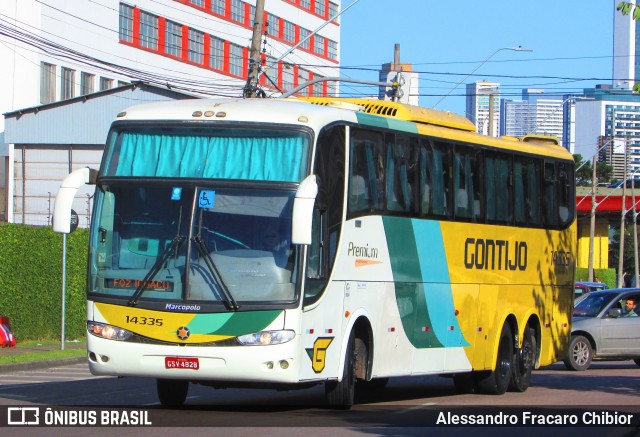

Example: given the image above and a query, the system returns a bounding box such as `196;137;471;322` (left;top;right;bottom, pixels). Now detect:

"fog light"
279;360;289;369
266;361;274;369
100;355;109;363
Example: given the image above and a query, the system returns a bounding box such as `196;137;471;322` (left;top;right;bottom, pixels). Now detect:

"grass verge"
0;340;86;365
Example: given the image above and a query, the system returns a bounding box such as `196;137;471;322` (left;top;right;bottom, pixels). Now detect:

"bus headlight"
87;321;133;341
237;330;295;346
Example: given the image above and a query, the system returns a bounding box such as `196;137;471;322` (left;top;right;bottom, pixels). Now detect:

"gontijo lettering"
464;238;527;271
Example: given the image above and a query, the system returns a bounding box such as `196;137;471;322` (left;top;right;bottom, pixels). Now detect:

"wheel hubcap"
573;341;589;365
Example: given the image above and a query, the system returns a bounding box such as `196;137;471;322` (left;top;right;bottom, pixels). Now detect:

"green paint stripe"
212;310;283;336
355;112;390;129
383;216;421;282
386;118;419;134
383;217;443;349
396;283;442;348
355;112;419;134
189;313;234;334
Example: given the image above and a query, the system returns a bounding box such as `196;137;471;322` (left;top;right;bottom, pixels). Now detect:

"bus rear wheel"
509;327;536;392
476;323;513;395
157;379;189;407
325;332;358;409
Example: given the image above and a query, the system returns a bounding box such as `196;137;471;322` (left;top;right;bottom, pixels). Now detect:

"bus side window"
387;134;413;213
527;160;542;226
454;145;476;220
514;159;526;225
557;162;575;228
430;141;451;218
419;141;431;215
348;129;385;215
543;162;557;228
485;152;512;224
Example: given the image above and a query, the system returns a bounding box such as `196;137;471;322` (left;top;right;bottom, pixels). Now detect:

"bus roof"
114;97;571;161
298;97;477;132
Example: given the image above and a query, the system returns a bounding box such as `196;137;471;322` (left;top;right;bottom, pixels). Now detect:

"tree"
617;2;640;20
573;154;614;187
608;221;638;286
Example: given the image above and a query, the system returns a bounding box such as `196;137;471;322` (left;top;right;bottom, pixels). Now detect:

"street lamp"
431;46;533;109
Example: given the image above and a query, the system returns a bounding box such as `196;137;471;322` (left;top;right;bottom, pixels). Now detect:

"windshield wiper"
191;236;239;311
128;235;185;306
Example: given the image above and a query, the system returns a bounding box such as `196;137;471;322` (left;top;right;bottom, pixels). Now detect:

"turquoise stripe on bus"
412;220;470;347
355;112;419;134
383;217;470;348
355;112;390;129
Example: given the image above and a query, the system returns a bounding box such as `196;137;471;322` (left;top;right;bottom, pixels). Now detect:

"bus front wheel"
325;332;358;409
476;323;513;395
157;379;189;407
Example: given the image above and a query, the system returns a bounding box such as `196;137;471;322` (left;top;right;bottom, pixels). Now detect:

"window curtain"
431;147;445;215
113;133;308;182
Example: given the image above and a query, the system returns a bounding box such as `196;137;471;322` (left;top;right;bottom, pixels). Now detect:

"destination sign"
106;278;173;292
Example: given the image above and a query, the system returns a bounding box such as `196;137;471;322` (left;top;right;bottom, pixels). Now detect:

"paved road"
0;360;638;436
0;363;105;387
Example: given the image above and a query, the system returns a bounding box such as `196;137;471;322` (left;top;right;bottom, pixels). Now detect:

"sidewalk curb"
0;356;87;374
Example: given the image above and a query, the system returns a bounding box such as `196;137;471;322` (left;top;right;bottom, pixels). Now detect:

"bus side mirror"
53;167;98;234
291;175;318;245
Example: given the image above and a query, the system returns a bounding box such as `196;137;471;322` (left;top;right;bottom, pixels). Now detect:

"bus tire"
563;335;592;371
157;379;189;407
476;323;513;395
509;327;536;392
325;331;357;409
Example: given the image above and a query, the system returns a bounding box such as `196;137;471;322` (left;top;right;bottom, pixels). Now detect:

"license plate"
165;357;199;370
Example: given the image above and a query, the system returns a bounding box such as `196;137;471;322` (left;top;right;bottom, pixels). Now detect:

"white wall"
613;2;634;90
574;100;606;158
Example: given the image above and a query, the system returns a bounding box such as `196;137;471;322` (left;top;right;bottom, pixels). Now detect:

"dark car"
574;281;608;304
564;288;640;371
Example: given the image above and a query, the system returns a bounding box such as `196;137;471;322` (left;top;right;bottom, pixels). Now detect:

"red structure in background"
576;192;640;215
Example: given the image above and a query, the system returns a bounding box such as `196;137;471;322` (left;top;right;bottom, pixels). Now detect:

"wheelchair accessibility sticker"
199;190;215;209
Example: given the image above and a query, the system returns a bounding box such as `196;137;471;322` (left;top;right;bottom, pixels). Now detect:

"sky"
337;0;615;117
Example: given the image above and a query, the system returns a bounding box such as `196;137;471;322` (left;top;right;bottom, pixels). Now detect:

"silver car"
564;288;640;371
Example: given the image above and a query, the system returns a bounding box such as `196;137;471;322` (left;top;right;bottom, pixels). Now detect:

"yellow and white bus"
53;97;576;407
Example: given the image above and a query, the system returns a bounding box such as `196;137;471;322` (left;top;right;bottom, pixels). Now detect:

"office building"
500;89;565;146
465;81;500;136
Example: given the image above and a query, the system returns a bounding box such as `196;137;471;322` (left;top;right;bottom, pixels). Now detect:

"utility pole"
244;0;266;98
618;136;629;288
488;93;495;137
633;172;639;287
392;44;401;102
588;155;597;282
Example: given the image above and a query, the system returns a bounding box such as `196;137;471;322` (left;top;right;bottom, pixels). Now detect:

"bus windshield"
90;184;298;307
